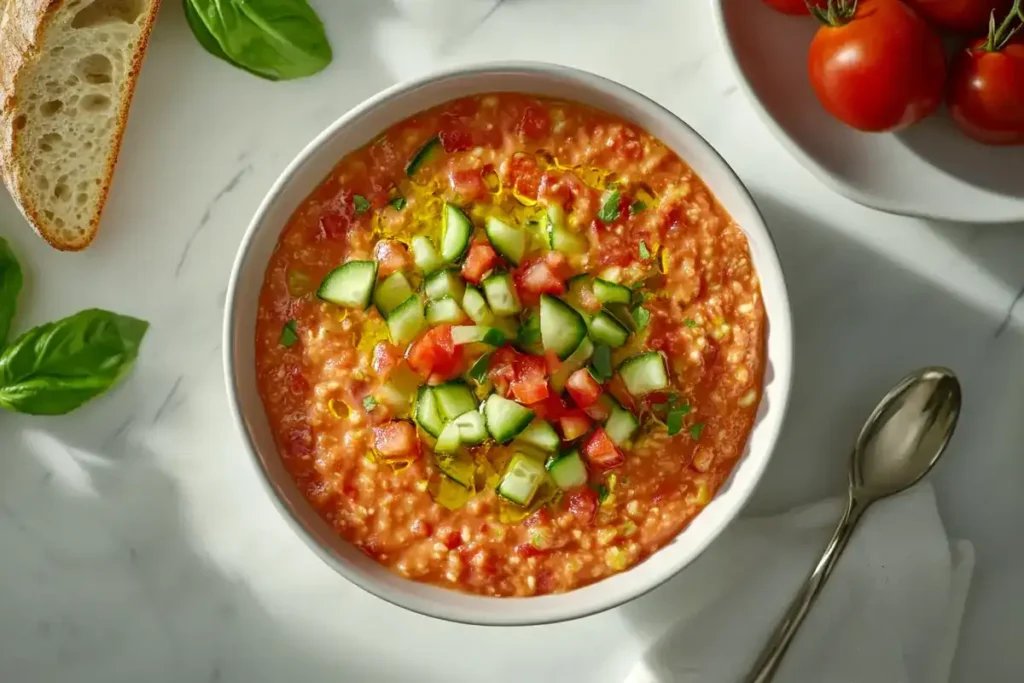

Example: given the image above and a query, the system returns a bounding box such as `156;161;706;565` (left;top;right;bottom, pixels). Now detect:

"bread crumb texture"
4;0;154;249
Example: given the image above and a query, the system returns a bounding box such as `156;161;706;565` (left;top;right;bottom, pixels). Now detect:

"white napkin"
626;484;974;683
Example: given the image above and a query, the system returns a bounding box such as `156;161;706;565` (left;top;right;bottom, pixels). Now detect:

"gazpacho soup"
255;93;766;597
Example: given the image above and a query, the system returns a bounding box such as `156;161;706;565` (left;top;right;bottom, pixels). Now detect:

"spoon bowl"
852;367;962;501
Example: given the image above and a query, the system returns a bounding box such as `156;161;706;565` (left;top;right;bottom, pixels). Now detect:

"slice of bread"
0;0;160;251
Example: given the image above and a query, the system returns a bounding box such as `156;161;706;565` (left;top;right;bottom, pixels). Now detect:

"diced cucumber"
563;274;594;314
605;302;636;332
545;205;587;255
424;268;466;302
317;260;378;310
434;382;478;421
412;236;443;274
492;315;520;340
497;453;547;506
461;286;495;325
451;325;506;347
482;272;521;316
374;272;414;316
386;295;426;345
515;419;560;453
484;394;535;444
453;410;488;445
593;278;631;305
436;453;475;488
540;294;587;360
426;297;467;325
485;217;526;265
415;387;444;438
545;450;588;490
406;136;441;176
551;337;595;393
441;203;473;262
434;420;463;454
588;310;630;348
515;308;543;355
618;351;669;396
604;401;639;446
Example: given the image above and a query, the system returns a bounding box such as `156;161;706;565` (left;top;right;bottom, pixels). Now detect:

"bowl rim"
223;60;794;625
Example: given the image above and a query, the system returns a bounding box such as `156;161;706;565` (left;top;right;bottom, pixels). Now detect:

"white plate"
711;0;1024;224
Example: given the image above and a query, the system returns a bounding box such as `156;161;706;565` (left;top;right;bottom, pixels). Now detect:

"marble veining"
0;1;1022;682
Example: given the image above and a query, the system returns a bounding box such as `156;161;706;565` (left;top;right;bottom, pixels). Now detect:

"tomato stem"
984;0;1023;52
808;0;858;27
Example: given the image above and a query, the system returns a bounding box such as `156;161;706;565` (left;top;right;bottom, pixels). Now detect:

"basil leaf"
390;196;407;211
630;200;647;215
0;237;23;347
666;409;684;436
632;305;650;331
0;310;148;415
362;395;378;411
280;320;299;347
591;344;612;382
684;318;698;328
597;189;621;223
187;0;332;81
690;422;705;440
353;195;371;215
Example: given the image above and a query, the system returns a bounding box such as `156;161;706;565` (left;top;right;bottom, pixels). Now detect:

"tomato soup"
254;93;766;596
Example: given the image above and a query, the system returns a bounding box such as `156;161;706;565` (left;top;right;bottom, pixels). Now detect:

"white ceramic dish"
223;62;794;625
712;0;1024;224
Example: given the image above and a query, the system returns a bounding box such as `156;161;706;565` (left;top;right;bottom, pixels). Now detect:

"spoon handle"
744;492;869;683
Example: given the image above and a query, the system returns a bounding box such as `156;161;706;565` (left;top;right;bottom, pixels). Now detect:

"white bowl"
711;0;1024;224
223;62;794;625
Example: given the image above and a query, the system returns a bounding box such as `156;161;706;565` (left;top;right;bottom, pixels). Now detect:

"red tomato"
528;394;571;421
406;326;463;380
566;369;602;408
762;0;814;14
373;239;412;278
905;0;1011;33
582;428;625;470
448;168;487;202
372;421;420;460
808;0;946;132
371;341;402;380
559;412;592;441
510;354;550;405
488;347;518;397
948;35;1024;145
505;153;541;200
461;240;501;283
567;487;598;525
514;543;548;558
439;125;473;152
518;104;551;140
517;259;566;297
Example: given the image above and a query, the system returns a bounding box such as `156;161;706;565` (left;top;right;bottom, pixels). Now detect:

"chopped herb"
639;240;651;260
630;199;647;215
353;194;371;215
684;318;698;328
690;422;705;440
593;484;610;504
279;320;299;347
598;189;621;223
362;395;378;411
632;305;650;331
666;408;686;436
390;196;407;211
591;344;613;382
468;352;493;384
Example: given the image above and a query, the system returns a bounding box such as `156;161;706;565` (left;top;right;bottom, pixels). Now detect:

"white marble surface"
1;1;1022;681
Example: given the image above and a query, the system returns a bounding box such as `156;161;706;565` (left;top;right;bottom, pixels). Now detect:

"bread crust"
0;0;161;251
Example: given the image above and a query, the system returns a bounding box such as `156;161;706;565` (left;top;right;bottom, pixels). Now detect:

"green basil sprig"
0;237;22;346
0;238;149;416
184;0;332;81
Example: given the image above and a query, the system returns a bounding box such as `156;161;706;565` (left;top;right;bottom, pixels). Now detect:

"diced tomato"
406;326;464;380
519;104;551;140
448;167;487;202
577;284;602;313
444;97;479;119
285;365;309;395
606;375;635;412
436;526;462;550
488;346;518;397
544;350;562;374
373;239;412;278
559;411;592;441
567;486;598;525
439;125;473;153
371;341;402;380
515;543;548;558
528;394;570;421
518;259;566;297
506;153;541;200
318;192;357;241
372;421;420;460
524;508;551;527
542;251;574;281
566;369;602;409
583;400;612;422
461;240;500;284
582;428;625;470
511;354;550;405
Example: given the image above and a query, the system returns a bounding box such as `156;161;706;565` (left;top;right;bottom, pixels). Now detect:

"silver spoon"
745;366;962;683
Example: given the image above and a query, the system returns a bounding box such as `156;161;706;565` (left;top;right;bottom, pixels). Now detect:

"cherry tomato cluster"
762;0;1024;145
